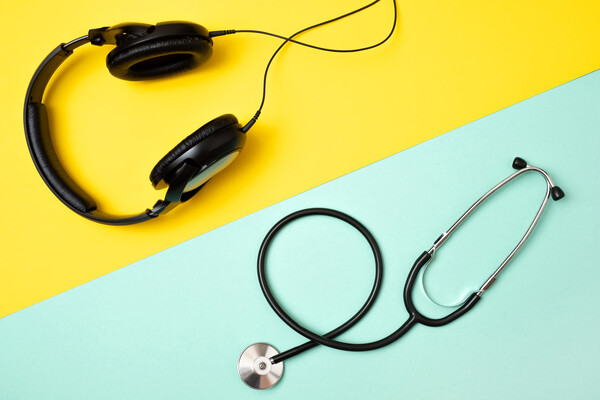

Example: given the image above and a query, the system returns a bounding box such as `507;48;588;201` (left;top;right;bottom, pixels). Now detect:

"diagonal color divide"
1;69;599;398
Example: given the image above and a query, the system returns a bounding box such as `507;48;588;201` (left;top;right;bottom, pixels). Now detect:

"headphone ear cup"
150;114;246;191
106;23;213;81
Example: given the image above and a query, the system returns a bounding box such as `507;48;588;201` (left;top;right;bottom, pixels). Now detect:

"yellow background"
1;0;599;318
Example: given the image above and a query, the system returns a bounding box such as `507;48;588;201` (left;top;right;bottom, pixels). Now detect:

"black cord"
257;208;386;363
210;0;397;132
258;208;483;363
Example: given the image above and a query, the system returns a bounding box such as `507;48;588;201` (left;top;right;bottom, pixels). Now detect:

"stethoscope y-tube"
238;157;564;389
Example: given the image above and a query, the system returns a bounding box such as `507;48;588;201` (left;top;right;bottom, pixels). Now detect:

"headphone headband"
24;35;173;224
27;36;88;103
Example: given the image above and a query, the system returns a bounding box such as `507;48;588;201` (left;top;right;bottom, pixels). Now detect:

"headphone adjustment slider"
89;27;109;46
146;199;176;218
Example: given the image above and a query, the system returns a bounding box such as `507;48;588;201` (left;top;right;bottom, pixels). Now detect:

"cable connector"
242;111;261;133
209;29;237;38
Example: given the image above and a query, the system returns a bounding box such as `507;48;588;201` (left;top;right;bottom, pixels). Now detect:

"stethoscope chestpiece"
237;343;284;390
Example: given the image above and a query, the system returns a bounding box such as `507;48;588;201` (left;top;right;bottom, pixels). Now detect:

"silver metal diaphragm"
238;343;283;389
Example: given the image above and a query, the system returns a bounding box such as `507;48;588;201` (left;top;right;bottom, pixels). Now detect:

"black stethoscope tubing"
258;208;481;364
258;208;383;363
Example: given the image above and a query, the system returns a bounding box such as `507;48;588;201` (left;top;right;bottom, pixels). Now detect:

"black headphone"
24;22;248;225
23;1;397;225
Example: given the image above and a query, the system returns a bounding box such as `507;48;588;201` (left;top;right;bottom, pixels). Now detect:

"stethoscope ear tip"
512;157;528;170
511;156;563;200
551;186;565;201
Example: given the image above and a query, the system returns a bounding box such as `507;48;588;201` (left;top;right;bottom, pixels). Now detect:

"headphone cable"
210;0;397;132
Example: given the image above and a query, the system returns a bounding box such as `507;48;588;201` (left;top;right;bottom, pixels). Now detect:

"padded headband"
24;36;167;224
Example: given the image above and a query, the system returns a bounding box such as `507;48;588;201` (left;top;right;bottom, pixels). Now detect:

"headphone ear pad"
106;34;212;80
150;114;242;188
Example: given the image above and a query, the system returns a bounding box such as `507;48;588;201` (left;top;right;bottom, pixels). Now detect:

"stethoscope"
237;157;564;389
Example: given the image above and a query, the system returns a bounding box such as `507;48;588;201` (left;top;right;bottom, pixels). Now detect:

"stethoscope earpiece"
512;156;528;170
513;157;565;201
551;186;565;201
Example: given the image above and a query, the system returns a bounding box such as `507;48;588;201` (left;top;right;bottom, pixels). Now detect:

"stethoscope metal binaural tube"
421;156;565;306
239;157;564;390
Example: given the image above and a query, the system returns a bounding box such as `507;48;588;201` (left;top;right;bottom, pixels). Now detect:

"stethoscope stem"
270;339;317;364
272;314;419;364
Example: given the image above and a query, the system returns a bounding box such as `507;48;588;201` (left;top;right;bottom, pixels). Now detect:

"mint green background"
1;71;599;399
